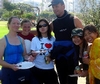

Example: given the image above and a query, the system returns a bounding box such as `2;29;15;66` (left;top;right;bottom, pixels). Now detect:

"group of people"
0;0;100;84
71;24;100;84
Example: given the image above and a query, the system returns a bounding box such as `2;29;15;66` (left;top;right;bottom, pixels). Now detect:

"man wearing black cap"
49;0;83;84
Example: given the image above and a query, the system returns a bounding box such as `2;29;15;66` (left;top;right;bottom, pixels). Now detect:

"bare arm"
0;38;13;68
74;16;83;28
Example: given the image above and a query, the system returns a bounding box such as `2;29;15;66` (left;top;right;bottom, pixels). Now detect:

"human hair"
21;19;31;26
8;16;19;24
81;39;88;56
83;24;99;37
72;36;88;57
36;19;52;40
7;16;19;29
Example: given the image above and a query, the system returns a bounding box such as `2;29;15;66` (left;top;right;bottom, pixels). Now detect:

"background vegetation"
76;0;100;30
0;0;56;23
0;0;100;33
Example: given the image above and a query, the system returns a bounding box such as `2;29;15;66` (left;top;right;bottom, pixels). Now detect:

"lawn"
0;21;8;38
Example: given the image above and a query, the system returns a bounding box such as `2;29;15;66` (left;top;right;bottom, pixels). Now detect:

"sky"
23;0;73;3
23;0;42;3
22;0;74;11
34;0;42;3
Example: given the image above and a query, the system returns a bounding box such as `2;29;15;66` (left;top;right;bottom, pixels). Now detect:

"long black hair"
78;36;88;57
36;19;52;40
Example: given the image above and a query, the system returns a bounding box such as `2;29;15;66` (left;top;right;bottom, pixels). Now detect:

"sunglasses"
38;24;47;28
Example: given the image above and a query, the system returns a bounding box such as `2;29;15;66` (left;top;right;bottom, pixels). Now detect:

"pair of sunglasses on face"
38;24;47;28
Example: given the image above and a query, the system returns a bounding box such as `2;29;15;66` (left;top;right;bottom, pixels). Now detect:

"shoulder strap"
5;35;9;45
18;36;22;45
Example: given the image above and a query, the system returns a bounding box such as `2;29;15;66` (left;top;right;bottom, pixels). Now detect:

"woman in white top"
31;19;59;84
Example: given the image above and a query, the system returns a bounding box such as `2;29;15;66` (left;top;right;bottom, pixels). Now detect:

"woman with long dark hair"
71;28;89;84
30;19;59;84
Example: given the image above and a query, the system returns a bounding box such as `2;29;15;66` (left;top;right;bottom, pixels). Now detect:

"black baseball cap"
48;0;64;7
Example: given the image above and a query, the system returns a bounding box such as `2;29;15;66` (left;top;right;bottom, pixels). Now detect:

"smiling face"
8;17;20;32
52;3;65;17
72;36;83;46
38;21;48;34
21;22;31;34
84;30;98;43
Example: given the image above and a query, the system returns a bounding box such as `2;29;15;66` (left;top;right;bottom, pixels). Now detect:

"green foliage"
2;11;13;20
40;10;56;22
3;0;17;11
12;10;21;16
16;3;34;13
23;13;36;20
77;0;100;31
0;9;7;18
1;1;56;23
1;2;38;20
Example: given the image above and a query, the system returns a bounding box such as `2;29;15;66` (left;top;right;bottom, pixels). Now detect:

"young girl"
71;28;89;84
83;24;100;84
18;19;35;54
18;19;34;41
30;19;59;84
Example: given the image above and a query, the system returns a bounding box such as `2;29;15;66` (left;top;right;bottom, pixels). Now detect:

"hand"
79;70;88;77
46;56;52;62
31;51;38;57
74;70;82;74
28;55;36;62
74;66;81;74
11;64;19;71
74;70;78;74
82;58;90;65
74;69;81;74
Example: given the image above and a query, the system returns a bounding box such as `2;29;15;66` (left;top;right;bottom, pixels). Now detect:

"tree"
16;3;35;13
40;11;56;22
2;11;13;20
77;0;100;30
3;0;17;11
23;13;36;20
12;9;22;18
0;9;7;18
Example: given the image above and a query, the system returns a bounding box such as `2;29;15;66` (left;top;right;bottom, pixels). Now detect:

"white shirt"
31;36;55;69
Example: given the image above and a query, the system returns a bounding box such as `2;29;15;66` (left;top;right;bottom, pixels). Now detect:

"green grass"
0;21;8;38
